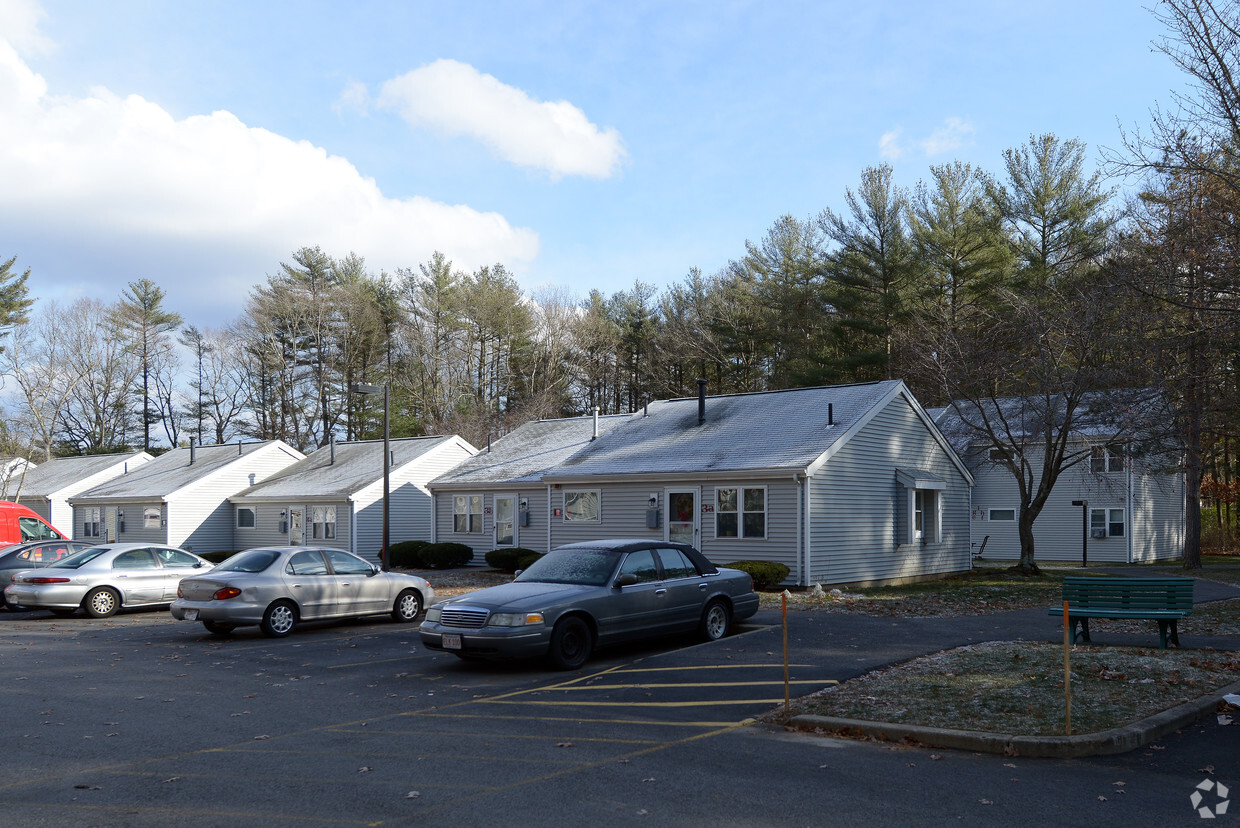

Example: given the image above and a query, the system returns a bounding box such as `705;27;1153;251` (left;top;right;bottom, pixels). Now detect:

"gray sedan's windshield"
515;549;621;586
216;549;279;573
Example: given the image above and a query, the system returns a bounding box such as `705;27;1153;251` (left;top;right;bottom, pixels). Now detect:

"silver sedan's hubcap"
398;594;419;619
91;591;116;614
269;605;294;633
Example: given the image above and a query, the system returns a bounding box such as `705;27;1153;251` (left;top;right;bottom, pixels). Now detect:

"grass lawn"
775;641;1240;736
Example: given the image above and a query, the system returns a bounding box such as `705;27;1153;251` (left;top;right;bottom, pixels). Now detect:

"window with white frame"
563;490;600;522
311;505;336;540
237;507;256;528
1090;446;1124;474
143;507;161;529
989;508;1016;521
988;447;1009;462
454;495;483;533
83;507;101;538
897;469;943;545
1091;507;1125;538
715;486;767;538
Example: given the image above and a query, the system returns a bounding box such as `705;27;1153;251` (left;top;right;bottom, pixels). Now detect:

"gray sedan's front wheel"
548;616;592;671
84;587;121;618
391;589;422;622
699;599;731;641
260;600;297;638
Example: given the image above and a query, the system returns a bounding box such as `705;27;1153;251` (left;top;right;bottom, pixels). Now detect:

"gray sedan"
4;543;213;617
170;546;435;637
419;539;760;670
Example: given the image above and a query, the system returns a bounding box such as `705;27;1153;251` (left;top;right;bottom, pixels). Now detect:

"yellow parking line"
604;663;816;673
410;712;741;728
481;698;788;708
529;679;835;690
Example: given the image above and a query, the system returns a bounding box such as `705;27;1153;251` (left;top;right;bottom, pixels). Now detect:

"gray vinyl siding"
698;480;800;571
811;396;972;586
1131;466;1185;562
235;502;354;553
968;446;1182;564
355;487;426;563
434;487;549;555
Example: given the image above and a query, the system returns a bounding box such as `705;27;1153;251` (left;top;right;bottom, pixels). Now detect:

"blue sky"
0;0;1188;327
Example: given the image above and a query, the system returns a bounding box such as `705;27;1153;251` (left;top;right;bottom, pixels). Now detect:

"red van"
0;501;65;544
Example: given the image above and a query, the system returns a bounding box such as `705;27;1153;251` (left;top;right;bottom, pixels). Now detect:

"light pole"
351;382;389;571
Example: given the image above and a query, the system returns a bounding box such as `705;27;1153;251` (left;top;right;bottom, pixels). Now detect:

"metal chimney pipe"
592;407;599;440
697;379;707;425
828;403;834;425
237;440;243;456
189;439;196;465
330;434;336;464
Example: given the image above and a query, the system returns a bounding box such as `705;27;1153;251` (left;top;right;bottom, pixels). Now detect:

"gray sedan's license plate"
442;634;462;650
183;609;199;621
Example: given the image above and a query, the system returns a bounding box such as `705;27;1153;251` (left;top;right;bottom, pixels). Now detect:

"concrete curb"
788;678;1240;758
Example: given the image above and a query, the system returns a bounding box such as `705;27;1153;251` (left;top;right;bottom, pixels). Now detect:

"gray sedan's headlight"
487;612;544;627
424;606;442;622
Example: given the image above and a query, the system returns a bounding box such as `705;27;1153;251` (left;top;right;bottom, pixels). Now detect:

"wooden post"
1063;600;1072;736
782;590;790;713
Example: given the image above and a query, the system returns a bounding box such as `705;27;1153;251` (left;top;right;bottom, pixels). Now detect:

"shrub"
485;547;540;573
387;540;430;569
516;551;544;572
418;542;474;569
728;560;790;590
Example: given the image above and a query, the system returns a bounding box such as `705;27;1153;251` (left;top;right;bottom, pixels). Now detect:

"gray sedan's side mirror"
614;574;638;588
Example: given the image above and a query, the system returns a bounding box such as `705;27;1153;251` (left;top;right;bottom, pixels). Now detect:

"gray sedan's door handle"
698;583;708;590
655;588;667;596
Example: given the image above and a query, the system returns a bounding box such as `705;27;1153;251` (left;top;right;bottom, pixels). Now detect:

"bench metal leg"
1073;617;1091;644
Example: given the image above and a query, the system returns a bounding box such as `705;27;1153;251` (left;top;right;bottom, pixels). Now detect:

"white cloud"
0;36;539;322
0;0;53;56
334;80;370;116
377;59;626;179
878;128;906;161
878;118;976;161
920;117;975;156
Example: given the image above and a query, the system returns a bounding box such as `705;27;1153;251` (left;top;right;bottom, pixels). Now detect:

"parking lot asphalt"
0;592;1237;827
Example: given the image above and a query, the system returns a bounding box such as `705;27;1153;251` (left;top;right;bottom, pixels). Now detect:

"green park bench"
1047;576;1195;649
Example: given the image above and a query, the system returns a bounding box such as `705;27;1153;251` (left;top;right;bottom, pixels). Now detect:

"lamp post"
351;382;389;571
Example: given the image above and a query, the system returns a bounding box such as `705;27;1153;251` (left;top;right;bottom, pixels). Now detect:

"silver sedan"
170;546;435;637
4;543;213;617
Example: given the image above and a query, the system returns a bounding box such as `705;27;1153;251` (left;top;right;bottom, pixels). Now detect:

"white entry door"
288;507;304;545
665;488;700;547
494;495;517;547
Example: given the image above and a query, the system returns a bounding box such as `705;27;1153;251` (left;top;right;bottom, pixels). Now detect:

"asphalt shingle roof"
9;452;150;496
431;415;629;487
75;442;297;501
233;436;459;499
551;381;903;478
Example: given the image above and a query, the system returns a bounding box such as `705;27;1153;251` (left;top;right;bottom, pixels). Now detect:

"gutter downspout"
349;499;358;556
1127;461;1135;564
546;484;553;552
968;481;974;571
794;473;804;587
803;473;813;587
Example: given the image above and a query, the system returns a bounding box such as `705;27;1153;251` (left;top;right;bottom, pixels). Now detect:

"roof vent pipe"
592;407;600;440
644;401;649;418
330;434;336;465
237;440;243;456
697;379;707;425
828;403;834;426
487;435;492;454
189;439;196;465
